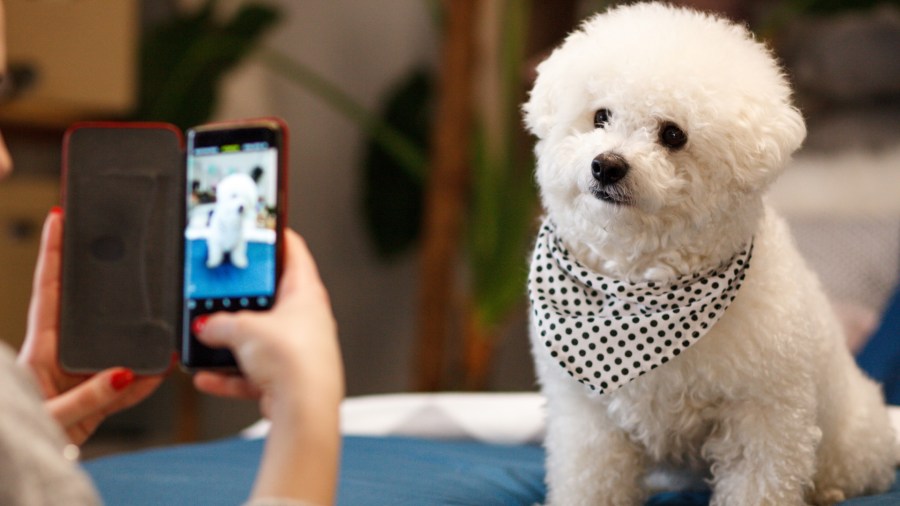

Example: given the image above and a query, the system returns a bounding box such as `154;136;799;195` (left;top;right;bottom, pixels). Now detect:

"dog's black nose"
591;153;629;186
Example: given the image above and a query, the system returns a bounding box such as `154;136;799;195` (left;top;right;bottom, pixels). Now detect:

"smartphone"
59;122;184;374
180;118;288;370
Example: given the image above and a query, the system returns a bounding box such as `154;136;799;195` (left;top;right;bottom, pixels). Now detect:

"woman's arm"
193;229;344;505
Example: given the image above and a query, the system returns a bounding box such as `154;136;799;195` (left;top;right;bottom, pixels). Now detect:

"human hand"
192;228;344;417
192;229;343;504
17;208;167;445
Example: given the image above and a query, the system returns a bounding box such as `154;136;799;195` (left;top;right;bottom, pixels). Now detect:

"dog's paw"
231;253;249;269
808;487;846;506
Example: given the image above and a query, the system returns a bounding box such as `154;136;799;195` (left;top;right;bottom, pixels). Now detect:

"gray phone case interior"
59;126;182;374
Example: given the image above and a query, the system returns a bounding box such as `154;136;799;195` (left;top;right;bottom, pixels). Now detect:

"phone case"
179;117;289;371
59;123;184;374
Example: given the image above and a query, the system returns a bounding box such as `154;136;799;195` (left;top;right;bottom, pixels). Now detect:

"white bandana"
528;220;753;395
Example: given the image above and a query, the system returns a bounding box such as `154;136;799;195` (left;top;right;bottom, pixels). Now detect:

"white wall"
213;0;437;396
170;1;543;439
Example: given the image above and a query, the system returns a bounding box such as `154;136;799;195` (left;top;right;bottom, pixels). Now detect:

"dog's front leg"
231;238;249;269
206;239;224;268
544;400;646;506
704;399;820;506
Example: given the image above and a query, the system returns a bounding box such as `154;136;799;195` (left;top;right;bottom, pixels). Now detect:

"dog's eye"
593;109;612;129
659;122;687;150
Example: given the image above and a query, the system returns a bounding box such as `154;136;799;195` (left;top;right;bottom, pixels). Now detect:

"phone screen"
181;122;285;369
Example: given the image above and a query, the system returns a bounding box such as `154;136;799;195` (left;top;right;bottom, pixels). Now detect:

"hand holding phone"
181;118;288;370
192;228;343;506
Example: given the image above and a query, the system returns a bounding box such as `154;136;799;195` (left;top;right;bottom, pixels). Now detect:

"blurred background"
0;0;898;455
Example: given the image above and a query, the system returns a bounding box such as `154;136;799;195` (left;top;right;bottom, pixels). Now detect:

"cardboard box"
1;0;138;126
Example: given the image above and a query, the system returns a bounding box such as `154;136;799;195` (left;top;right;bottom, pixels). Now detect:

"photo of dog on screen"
184;147;278;301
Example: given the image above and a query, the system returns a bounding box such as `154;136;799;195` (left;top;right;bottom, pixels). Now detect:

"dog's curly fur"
207;173;259;269
523;3;897;505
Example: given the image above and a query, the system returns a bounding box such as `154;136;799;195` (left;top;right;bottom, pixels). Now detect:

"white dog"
523;4;897;505
206;173;259;269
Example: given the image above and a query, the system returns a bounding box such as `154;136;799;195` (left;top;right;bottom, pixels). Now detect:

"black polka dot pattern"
528;220;753;395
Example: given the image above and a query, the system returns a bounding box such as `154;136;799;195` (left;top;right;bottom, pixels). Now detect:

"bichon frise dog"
207;173;259;269
523;3;897;505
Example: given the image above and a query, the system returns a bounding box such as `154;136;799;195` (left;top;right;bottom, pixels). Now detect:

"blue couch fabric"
85;435;899;505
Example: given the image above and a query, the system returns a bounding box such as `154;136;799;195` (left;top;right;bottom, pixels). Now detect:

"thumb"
45;368;134;429
194;311;260;352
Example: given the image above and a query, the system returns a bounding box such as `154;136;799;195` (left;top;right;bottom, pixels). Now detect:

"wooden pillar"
414;0;480;391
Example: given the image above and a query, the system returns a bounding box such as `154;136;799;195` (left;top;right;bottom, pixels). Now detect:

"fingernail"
191;315;210;336
110;369;134;391
50;205;63;216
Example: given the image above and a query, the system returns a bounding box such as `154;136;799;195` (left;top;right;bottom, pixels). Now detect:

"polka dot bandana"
528;220;753;395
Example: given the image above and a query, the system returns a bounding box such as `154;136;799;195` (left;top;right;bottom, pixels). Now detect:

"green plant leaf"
467;0;537;331
468;122;537;330
135;0;281;129
259;48;428;183
361;68;434;258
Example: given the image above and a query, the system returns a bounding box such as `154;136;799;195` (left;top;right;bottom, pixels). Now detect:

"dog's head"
215;173;259;224
523;2;805;241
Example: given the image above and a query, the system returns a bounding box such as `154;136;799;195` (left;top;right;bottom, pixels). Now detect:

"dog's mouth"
589;184;632;205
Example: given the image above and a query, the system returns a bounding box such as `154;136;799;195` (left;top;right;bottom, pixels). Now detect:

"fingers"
193;230;326;351
277;229;327;303
45;368;166;443
104;374;166;414
194;371;262;399
65;412;107;446
45;368;133;433
21;209;63;356
194;311;258;352
30;208;63;311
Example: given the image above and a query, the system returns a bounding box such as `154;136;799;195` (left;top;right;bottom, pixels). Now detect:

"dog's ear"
522;17;596;140
522;48;572;141
731;98;806;193
522;75;556;140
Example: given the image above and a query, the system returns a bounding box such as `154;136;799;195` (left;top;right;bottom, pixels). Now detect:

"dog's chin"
589;184;633;206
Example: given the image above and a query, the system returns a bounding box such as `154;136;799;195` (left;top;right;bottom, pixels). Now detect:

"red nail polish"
110;369;134;391
50;205;63;216
191;315;210;335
